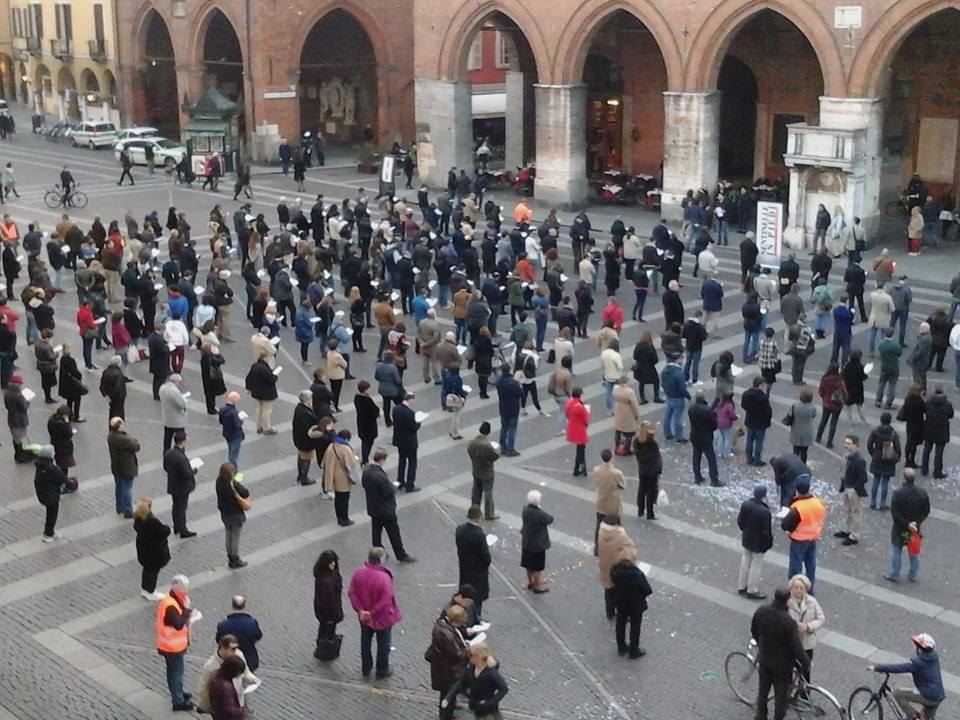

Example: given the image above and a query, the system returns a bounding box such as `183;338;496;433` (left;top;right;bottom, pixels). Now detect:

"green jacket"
467;435;499;481
107;429;140;479
877;338;903;372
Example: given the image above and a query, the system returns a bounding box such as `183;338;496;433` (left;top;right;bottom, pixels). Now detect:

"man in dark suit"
163;431;197;538
751;587;809;720
455;505;491;617
392;392;421;492
362;449;416;563
148;324;171;401
215;595;264;672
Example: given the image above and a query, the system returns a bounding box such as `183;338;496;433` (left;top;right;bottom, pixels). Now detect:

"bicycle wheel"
848;687;883;720
43;191;62;209
724;651;757;705
70;191;88;209
790;684;845;719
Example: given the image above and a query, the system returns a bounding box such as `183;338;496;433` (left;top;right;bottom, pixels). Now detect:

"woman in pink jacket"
565;386;591;476
713;392;738;458
347;547;402;679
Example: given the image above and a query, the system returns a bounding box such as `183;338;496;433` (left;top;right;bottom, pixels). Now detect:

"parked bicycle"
849;673;938;720
43;184;88;210
725;639;844;718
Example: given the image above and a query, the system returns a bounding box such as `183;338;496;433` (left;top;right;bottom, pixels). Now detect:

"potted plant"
357;142;380;174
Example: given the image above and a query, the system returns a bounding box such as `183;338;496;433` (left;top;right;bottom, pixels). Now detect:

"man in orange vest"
156;574;196;711
513;199;533;226
780;476;826;592
0;214;19;246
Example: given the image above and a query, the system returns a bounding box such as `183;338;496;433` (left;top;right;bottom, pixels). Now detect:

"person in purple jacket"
348;547;402;679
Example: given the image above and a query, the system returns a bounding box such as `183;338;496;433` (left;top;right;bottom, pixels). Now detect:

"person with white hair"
212;268;234;343
107;416;140;518
520;490;553;593
215;595;264;672
34;444;66;542
786;574;825;679
159;373;188;452
156;574;195;711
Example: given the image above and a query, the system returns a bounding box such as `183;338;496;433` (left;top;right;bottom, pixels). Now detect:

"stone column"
534;83;587;209
661;91;720;220
819;96;883;236
504;71;524;171
754;101;769;180
414;78;473;188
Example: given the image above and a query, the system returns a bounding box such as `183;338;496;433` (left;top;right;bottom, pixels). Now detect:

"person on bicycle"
869;633;944;719
751;587;810;720
59;165;74;203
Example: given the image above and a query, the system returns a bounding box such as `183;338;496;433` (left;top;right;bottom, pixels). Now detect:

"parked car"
114;137;187;168
116;126;160;142
71;121;118;148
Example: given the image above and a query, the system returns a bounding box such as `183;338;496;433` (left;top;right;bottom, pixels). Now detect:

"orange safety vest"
1;222;18;242
789;496;826;542
155;593;190;653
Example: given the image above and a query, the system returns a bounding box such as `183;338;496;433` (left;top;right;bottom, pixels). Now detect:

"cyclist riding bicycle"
59;165;75;198
868;633;944;719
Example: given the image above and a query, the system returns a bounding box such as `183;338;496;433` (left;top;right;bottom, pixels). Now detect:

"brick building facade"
117;0;960;245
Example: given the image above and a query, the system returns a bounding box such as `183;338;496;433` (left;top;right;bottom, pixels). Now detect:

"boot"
297;458;315;486
13;442;31;463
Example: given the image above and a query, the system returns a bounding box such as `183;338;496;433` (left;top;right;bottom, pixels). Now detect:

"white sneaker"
539;410;552;418
521;408;529;416
42;535;56;543
149;591;165;601
141;589;154;600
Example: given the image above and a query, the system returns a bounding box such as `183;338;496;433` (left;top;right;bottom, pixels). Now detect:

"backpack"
522;354;536;379
881;437;897;461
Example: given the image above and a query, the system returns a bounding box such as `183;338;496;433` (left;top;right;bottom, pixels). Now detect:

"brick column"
661;91;720;220
534;83;587;209
414;78;473;188
819;96;883;236
504;71;524;171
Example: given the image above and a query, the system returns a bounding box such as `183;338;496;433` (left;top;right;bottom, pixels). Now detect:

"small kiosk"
182;87;241;174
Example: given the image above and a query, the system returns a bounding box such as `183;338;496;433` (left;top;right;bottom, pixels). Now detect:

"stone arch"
133;5;175;65
289;1;390;76
554;0;683;89
437;1;551;82
34;63;50;92
56;67;76;92
80;68;100;93
189;2;245;69
684;0;845;96
848;0;960;96
103;68;116;98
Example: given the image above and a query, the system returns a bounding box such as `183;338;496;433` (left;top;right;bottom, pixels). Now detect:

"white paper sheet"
414;411;429;423
270;336;281;345
189;458;204;470
238;411;249;420
273;366;283;375
22;388;36;401
485;534;498;547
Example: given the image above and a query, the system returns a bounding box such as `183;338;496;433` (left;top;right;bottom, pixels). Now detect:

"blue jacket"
218;403;245;441
329;322;351;354
875;651;945;703
216;612;263;671
661;363;690;400
496;375;523;418
833;305;854;339
412;295;430;326
443;369;466;399
167;293;189;322
701;279;724;312
294;306;315;344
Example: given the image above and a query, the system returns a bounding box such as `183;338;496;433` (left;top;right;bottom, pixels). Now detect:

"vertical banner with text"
756;201;784;269
379;155;396;199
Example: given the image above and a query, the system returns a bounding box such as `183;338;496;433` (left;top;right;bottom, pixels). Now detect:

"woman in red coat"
815;364;847;449
564;386;591;476
75;298;98;370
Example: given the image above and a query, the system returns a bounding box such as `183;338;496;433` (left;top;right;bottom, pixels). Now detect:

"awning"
472;92;506;119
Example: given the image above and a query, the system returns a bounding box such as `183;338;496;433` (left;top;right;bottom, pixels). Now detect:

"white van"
71;121;118;149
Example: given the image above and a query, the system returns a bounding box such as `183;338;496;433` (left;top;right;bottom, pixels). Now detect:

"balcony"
782;123;865;173
88;38;107;61
25;37;41;56
50;38;72;59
